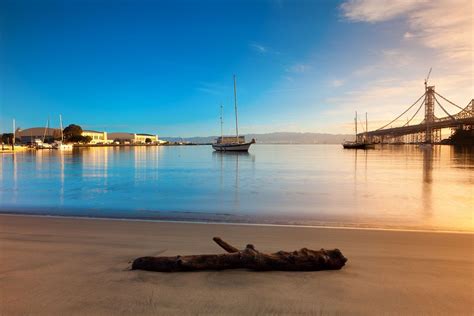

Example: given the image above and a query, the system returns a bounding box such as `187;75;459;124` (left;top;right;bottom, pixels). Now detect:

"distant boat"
35;139;53;149
342;111;374;149
212;75;255;152
53;114;73;150
342;142;372;149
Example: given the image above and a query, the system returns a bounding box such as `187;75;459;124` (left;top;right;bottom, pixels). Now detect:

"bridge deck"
361;117;474;138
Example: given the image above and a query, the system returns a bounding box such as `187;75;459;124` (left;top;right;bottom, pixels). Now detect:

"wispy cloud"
403;31;415;39
332;0;473;132
341;0;427;23
196;82;227;95
250;42;268;54
286;63;311;73
330;79;345;87
341;0;473;63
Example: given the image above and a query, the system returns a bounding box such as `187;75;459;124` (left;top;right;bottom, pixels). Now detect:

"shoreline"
1;212;472;235
1;214;472;315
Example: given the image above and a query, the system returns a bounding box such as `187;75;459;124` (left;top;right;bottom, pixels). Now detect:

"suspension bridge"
357;74;473;144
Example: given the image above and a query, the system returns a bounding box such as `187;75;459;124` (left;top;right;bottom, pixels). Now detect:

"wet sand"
0;214;472;315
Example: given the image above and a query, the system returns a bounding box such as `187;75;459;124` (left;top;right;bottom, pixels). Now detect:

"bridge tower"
424;85;435;143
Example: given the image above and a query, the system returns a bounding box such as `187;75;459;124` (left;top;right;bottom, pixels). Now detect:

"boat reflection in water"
212;150;255;211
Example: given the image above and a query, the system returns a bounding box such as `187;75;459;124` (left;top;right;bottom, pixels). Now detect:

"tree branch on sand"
131;237;347;272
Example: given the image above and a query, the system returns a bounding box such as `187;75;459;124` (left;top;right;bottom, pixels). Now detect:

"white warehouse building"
108;132;160;144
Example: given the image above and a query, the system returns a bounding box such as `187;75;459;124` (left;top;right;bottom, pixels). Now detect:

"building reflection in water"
77;147;109;202
81;147;109;180
12;153;18;203
133;146;160;183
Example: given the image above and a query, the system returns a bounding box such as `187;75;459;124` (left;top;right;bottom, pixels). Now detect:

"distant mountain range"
162;132;354;144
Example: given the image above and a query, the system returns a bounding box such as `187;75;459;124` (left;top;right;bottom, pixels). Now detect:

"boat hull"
52;143;73;150
212;142;253;152
342;143;374;149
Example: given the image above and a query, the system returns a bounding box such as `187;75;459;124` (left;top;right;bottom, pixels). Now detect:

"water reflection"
422;147;434;220
0;145;472;231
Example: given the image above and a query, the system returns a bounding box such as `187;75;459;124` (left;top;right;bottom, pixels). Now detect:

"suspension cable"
434;91;466;112
403;94;426;126
433;95;456;120
376;92;426;130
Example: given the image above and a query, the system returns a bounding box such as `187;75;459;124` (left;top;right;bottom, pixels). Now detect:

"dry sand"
0;214;472;315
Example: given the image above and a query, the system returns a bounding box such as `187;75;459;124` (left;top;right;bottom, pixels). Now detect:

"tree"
67;134;92;143
1;133;14;144
63;124;83;141
145;138;152;144
62;124;92;143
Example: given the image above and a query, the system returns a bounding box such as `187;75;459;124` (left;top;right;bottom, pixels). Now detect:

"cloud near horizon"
329;0;473;131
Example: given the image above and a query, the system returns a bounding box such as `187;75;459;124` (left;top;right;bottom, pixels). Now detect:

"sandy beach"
0;214;472;315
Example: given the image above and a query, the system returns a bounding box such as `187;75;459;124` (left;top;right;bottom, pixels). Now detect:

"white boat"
212;139;255;152
52;141;73;150
53;114;73;150
212;75;255;153
34;138;53;149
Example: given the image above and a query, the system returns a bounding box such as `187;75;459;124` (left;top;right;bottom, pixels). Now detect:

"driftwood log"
132;237;347;272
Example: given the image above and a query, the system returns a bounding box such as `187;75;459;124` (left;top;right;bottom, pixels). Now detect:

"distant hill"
162;132;354;144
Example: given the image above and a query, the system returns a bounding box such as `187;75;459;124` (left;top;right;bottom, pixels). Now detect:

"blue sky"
1;0;471;136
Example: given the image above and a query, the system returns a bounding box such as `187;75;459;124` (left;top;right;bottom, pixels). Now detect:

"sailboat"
212;75;255;152
53;114;73;150
35;118;53;149
342;112;374;149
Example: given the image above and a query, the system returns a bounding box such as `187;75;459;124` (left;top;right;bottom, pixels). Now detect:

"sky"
0;0;472;136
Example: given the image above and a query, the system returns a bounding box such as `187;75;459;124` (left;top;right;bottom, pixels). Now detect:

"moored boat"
52;141;73;150
53;115;73;150
212;75;254;153
342;111;374;149
342;141;372;149
212;138;255;152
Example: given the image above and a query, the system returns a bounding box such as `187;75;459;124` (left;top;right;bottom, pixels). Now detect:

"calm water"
0;144;473;232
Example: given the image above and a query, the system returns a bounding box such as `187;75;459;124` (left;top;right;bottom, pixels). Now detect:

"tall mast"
12;118;16;146
220;104;223;142
233;75;239;143
43;118;49;143
59;114;64;142
365;112;368;144
355;111;357;142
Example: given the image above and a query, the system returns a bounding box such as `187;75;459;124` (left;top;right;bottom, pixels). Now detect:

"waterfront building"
16;127;61;144
108;132;160;144
81;130;111;144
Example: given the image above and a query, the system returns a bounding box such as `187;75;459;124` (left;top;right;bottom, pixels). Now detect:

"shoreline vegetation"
0;214;472;315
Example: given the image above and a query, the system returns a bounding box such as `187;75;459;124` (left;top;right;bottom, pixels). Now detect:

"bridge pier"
424;86;435;143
